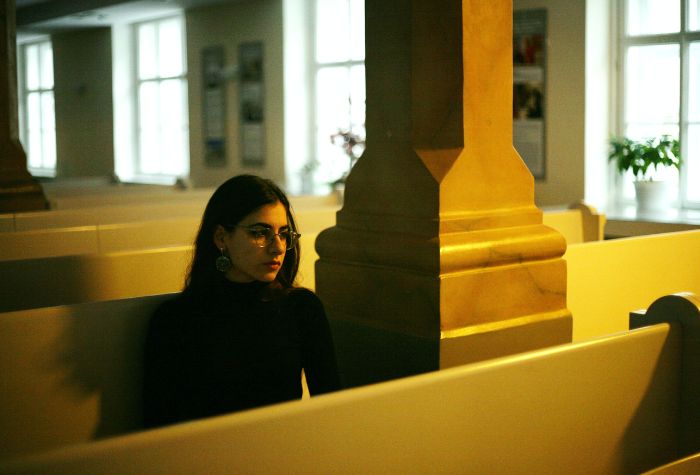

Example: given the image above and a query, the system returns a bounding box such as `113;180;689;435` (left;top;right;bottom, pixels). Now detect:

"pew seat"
1;293;698;474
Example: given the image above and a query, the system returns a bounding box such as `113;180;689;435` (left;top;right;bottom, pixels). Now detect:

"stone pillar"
0;0;48;212
316;0;571;387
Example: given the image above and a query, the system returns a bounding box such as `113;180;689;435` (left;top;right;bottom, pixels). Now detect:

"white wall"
52;28;115;178
186;0;285;189
513;0;587;207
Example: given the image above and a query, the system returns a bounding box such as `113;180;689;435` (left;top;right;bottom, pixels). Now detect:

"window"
310;0;365;189
127;16;189;181
19;40;56;177
616;0;700;207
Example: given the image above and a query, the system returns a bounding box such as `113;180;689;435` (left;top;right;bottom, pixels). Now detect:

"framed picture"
202;45;226;166
513;9;546;179
239;42;265;166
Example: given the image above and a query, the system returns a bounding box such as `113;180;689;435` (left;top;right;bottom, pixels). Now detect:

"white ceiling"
16;0;240;34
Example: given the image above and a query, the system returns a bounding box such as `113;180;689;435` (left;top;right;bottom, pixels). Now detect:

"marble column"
316;0;571;387
0;0;48;212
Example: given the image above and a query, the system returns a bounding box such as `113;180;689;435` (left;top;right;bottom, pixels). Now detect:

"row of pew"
4;200;699;343
0;192;339;232
3;194;700;472
1;291;699;473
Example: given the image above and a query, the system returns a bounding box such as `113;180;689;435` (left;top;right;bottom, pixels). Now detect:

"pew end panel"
2;293;698;474
631;293;700;457
540;202;606;245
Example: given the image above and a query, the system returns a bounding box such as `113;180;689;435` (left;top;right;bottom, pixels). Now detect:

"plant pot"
634;180;671;213
332;183;345;204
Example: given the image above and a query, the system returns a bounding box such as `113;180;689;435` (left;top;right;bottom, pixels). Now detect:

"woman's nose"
269;234;286;254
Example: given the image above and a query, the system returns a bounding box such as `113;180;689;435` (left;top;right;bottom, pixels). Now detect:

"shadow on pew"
1;292;699;473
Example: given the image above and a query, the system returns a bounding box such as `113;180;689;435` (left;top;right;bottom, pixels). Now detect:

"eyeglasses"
233;225;300;250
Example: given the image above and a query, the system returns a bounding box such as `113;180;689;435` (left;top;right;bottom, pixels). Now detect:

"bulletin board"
513;9;547;179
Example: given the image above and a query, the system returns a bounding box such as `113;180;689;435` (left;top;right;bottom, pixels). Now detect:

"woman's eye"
250;229;268;239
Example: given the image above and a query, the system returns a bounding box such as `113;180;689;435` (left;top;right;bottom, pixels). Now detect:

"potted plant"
608;135;682;212
330;128;365;201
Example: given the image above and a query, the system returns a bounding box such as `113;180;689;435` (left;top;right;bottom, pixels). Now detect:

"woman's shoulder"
281;287;327;322
284;286;323;307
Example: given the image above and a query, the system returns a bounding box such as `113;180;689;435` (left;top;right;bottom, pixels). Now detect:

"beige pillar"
0;0;47;212
316;0;571;387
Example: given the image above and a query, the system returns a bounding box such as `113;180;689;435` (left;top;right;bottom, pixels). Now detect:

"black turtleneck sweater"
142;278;341;428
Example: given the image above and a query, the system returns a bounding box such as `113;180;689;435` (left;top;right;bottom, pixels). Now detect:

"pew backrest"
0;293;175;461
1;193;342;233
10;202;207;232
565;229;700;341
0;247;190;312
0;202;595;263
540;202;606;244
0;228;320;312
2;292;698;473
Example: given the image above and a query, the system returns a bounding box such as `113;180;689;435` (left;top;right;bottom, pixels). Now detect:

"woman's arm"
297;290;342;395
142;301;187;428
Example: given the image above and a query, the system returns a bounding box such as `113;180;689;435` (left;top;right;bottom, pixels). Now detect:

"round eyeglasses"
233;225;300;250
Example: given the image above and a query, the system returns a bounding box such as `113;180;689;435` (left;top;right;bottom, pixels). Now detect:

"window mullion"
679;38;689;207
308;0;319;175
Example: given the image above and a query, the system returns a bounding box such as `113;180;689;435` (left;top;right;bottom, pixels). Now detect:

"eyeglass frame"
223;224;301;250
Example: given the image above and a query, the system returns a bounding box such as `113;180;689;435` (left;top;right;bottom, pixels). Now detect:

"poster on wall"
513;8;546;179
202;46;226;166
239;42;265;167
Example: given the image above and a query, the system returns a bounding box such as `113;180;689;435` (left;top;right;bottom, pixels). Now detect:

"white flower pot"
634;180;671;213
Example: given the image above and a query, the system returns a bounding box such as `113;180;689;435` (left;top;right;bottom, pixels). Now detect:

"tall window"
311;0;365;186
19;40;56;176
134;16;189;179
617;0;700;207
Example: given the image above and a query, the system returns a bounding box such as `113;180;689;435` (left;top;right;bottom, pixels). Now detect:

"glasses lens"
246;227;298;249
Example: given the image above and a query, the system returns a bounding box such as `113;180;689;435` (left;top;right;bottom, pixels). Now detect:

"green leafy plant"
608;135;681;181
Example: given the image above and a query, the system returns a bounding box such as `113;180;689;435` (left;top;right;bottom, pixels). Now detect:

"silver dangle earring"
215;248;232;272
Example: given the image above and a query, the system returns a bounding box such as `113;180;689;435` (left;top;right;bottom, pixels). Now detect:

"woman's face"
214;201;290;283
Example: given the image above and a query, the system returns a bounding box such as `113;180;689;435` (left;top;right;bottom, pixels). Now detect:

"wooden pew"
0;205;338;261
0;247;191;312
1;293;698;474
0;294;173;461
565;229;700;341
0;234;322;313
0;202;600;263
541;202;606;243
0;193;341;232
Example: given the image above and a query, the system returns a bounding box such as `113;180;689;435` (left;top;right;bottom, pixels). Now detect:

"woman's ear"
213;225;227;249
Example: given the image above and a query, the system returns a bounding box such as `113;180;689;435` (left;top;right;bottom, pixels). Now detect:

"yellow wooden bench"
1;292;697;473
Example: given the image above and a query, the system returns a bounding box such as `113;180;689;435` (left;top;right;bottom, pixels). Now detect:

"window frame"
307;0;365;190
130;14;189;182
18;39;57;177
615;0;700;209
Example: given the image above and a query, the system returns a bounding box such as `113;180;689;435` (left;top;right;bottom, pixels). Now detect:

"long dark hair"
184;175;300;293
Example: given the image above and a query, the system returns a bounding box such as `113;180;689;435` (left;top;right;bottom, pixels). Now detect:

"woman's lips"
264;261;281;269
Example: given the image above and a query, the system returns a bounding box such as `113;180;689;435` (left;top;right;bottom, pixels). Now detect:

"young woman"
143;175;340;428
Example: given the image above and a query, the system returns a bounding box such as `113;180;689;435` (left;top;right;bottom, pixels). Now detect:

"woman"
143;175;340;428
